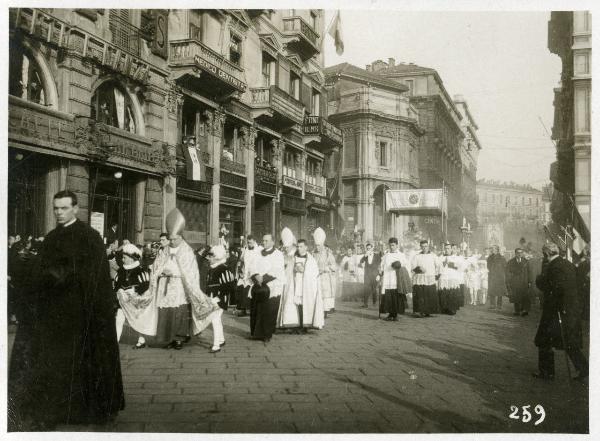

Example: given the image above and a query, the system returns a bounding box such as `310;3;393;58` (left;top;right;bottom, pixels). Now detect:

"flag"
327;10;344;56
385;189;445;215
571;227;586;255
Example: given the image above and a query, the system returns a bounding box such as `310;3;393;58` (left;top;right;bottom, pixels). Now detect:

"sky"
323;10;561;190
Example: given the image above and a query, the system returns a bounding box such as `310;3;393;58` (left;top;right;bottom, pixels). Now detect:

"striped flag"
327;10;344;56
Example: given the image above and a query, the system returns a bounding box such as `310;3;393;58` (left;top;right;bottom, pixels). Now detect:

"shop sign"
193;55;246;92
90;212;105;238
9;104;73;145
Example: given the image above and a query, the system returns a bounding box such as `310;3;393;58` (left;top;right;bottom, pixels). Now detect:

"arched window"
9;47;46;105
91;81;137;133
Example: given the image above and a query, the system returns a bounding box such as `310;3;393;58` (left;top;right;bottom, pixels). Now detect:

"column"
241;126;257;236
270;139;284;239
205;109;226;245
133;178;147;245
43;160;69;234
163;80;182;231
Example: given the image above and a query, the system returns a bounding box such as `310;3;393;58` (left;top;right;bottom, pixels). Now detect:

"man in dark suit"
359;242;381;308
506;248;531;316
533;242;588;381
487;245;507;310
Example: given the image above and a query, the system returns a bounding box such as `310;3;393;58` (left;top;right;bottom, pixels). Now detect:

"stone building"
8;8;341;247
369;59;467;244
475;179;546;250
324;62;422;244
547;11;591;241
8;8;173;243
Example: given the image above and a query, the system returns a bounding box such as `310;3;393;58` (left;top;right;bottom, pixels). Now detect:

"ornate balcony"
169;39;246;95
221;157;246;175
282;175;304;191
282;16;320;60
280;194;306;214
305;181;326;197
249;86;304;129
303;116;342;151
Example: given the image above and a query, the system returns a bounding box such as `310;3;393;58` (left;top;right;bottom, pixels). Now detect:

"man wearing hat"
411;239;441;317
150;209;224;352
312;227;337;316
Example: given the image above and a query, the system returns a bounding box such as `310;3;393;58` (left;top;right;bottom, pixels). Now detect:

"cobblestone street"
9;300;589;434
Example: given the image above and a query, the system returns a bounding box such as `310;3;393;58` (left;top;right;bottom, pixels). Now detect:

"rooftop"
477;179;543;193
324;62;409;93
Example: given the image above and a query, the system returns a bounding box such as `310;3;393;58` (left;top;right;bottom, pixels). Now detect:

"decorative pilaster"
241;126;258;235
204;109;226;244
165;79;184;117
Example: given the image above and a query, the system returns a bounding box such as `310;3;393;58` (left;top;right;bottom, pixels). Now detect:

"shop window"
91;81;137;133
9;49;46;105
229;33;242;66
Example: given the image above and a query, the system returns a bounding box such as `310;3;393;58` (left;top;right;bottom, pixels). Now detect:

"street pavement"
8;299;589;434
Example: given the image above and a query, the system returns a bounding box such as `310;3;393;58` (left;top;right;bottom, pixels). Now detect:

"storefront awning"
385;189;446;215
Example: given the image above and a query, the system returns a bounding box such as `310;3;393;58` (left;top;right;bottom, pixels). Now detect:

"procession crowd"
7;191;590;431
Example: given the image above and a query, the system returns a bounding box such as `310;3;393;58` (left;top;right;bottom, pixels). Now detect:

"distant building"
324;62;423;243
547;11;591;241
369;59;469;244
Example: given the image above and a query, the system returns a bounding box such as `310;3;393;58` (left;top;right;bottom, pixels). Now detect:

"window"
190;23;202;41
229;33;242;66
405;79;414;96
536;198;539;207
522;196;525;205
311;89;320;116
574;11;591;32
283;151;296;178
505;195;509;206
9;50;46;105
379;141;388;167
109;9;140;55
575;86;591;132
288;9;295;17
91;81;137;133
306;159;317;185
290;72;301;100
310;11;317;29
528;197;532;206
574;53;590;75
261;53;276;87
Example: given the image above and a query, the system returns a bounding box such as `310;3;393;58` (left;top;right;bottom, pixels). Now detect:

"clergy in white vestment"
292;239;324;331
313;227;337;315
411;239;441;317
379;237;411;321
150;209;224;352
236;235;262;316
277;228;300;329
437;243;462;315
250;234;286;342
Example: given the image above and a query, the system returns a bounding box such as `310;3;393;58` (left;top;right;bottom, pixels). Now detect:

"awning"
386;189;446;215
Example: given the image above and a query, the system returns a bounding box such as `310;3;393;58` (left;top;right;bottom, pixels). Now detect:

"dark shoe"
164;341;177;349
183;335;191;343
263;337;271;343
532;372;554;381
360;305;368;308
330;308;335;313
132;342;147;349
220;341;226;347
520;311;529;317
173;341;183;350
411;313;422;318
209;347;221;353
513;312;521;316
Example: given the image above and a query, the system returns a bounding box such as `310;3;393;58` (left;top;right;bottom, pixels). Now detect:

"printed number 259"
509;405;545;425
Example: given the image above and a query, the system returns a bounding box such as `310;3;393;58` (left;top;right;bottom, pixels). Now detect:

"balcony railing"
250;86;305;125
221;157;245;175
283;16;319;47
255;163;278;184
169;39;246;91
280;194;306;214
303;116;342;146
305;181;326;197
282;175;304;191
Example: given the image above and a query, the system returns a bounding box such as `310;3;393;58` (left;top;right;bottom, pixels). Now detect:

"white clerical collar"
61;218;77;228
123;261;140;270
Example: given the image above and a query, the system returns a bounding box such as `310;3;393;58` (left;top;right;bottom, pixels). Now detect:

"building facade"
475;179;546;251
324;62;422;244
9;8;173;244
369;59;470;244
547;10;591;241
8;8;341;247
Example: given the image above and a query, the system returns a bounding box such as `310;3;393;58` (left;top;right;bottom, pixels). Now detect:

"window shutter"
301;82;311;111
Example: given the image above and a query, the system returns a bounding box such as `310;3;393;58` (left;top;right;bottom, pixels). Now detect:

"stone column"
271;139;284;238
241;126;258;237
133;178;147;245
205;109;226;245
162;80;183;231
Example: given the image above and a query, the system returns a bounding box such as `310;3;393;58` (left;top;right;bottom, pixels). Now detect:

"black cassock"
8;219;125;430
206;263;236;310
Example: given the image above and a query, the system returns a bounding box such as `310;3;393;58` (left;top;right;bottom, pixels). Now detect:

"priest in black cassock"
8;190;124;431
